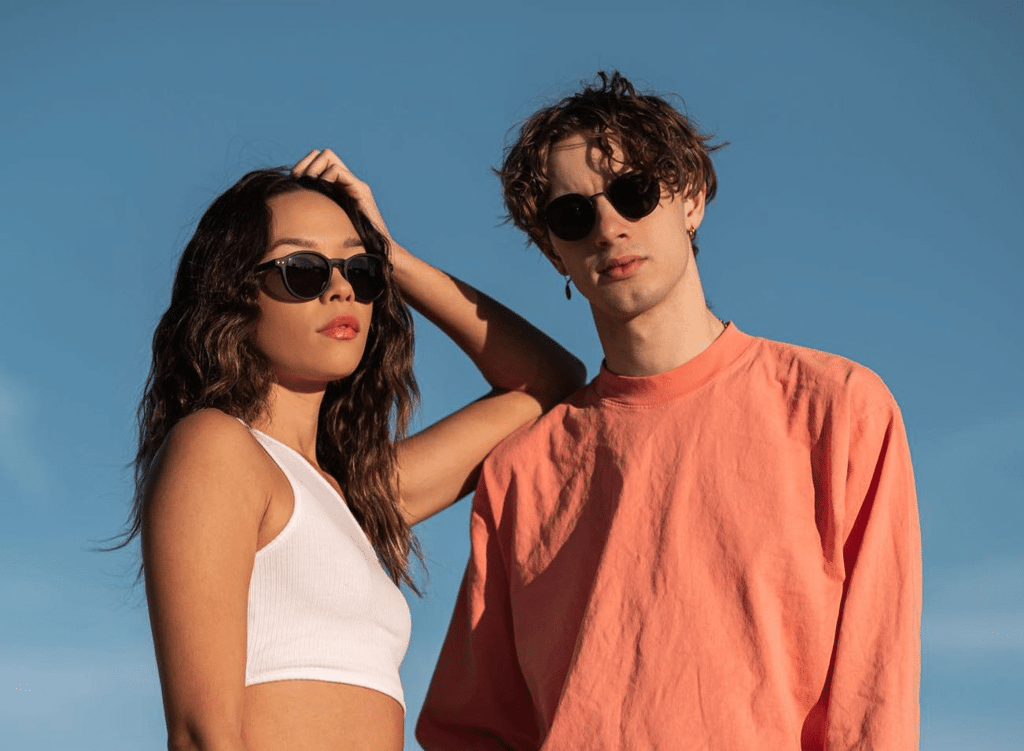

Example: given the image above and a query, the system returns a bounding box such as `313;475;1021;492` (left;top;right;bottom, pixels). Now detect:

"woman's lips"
318;314;360;341
600;256;644;280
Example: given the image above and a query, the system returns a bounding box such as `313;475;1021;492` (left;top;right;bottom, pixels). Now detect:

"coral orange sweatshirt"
417;323;921;750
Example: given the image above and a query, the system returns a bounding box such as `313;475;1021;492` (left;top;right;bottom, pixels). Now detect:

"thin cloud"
928;555;1024;609
0;647;159;717
0;645;163;746
916;410;1024;495
922;714;1023;751
924;612;1024;652
0;371;51;498
924;555;1024;652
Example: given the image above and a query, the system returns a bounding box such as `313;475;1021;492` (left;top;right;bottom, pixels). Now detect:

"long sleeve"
417;468;541;751
816;398;922;749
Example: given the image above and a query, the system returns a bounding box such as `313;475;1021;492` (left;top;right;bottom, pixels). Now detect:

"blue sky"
1;0;1021;748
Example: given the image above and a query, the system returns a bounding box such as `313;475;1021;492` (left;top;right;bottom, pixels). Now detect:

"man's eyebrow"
269;236;365;250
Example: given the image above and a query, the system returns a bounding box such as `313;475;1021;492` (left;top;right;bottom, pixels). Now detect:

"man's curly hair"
498;71;725;258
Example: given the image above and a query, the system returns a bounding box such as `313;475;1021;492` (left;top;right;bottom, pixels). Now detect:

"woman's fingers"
293;149;360;188
292;148;390;238
291;149;322;176
319;163;345;184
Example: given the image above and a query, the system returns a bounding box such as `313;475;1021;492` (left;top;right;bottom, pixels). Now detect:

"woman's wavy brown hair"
121;168;421;590
499;70;726;258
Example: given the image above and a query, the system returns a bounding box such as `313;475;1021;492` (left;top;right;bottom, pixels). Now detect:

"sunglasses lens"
543;173;659;242
544;194;596;242
345;255;386;302
283;253;331;299
607;172;660;219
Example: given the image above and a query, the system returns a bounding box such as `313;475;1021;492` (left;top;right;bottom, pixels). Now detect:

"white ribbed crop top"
245;428;412;708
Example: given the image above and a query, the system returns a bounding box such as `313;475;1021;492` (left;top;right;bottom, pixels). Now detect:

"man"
417;72;921;750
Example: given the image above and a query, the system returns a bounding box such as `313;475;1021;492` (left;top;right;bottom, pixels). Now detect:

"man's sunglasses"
254;251;387;303
543;171;661;242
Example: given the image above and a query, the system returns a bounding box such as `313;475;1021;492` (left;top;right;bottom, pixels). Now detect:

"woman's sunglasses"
543;171;661;242
254;251;387;303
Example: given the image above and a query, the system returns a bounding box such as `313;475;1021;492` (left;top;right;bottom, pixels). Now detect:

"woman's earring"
564;276;572;300
687;227;696;240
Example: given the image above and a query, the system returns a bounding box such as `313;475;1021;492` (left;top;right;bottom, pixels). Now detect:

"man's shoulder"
483;382;595;473
748;333;898;411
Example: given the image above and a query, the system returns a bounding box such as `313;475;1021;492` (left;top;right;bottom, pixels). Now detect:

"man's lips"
318;314;360;341
598;256;644;280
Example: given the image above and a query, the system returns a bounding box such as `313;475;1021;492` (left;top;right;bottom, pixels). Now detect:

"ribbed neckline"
592;322;754;406
250;427;349;507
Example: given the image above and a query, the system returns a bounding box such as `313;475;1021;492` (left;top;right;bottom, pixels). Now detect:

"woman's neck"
250;383;326;465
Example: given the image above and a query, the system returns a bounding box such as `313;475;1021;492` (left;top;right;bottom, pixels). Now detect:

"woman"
127;149;584;750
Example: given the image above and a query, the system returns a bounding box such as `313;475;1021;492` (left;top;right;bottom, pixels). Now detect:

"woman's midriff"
242;680;404;750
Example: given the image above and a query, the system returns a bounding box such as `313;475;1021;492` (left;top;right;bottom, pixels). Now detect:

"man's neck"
594;291;725;378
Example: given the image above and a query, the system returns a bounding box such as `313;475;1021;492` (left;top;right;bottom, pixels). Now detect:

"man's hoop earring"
688;227;696;240
564;276;572;300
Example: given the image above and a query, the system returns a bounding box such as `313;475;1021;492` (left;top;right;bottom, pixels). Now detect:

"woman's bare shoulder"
145;408;274;510
161;408;264;462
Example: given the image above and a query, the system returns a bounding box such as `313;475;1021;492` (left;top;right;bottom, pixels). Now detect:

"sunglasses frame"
254;250;387;303
543;171;662;242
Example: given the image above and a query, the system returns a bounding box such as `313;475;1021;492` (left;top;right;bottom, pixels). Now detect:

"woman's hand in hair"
292;149;391;239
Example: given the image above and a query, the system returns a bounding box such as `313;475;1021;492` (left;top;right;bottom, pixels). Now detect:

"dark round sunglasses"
254;250;387;303
543;171;662;242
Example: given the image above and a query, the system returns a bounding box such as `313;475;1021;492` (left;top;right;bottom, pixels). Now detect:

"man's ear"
539;239;568;275
685;185;707;234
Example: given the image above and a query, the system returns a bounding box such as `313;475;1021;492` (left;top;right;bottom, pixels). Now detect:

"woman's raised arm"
293;150;586;524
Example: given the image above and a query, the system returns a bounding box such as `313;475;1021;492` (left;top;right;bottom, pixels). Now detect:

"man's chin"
588;290;661;325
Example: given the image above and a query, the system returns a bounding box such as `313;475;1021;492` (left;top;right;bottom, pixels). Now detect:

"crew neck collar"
592;322;753;406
